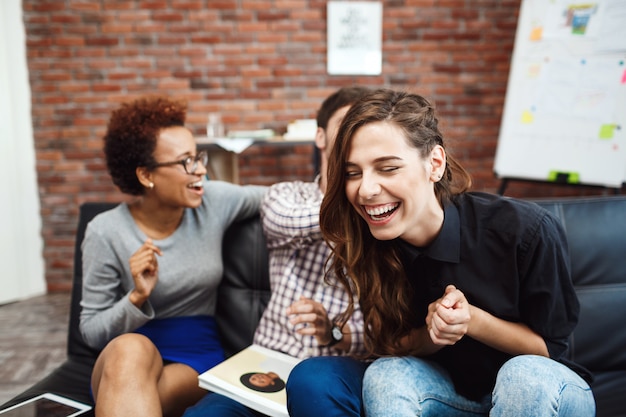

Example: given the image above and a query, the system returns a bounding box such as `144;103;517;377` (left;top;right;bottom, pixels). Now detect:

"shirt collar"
396;201;460;264
430;202;460;262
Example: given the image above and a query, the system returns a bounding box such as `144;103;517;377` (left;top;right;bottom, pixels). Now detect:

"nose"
191;155;209;176
194;162;208;176
358;172;381;200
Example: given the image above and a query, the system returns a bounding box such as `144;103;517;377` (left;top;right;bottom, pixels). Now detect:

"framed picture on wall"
327;1;383;75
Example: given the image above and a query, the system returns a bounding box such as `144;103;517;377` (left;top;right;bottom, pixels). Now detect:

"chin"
368;227;400;242
187;198;203;209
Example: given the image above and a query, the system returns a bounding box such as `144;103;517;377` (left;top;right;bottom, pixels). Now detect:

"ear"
136;166;154;189
429;145;446;181
314;126;326;151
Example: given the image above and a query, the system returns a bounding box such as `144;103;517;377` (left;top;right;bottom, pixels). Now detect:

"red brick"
23;0;617;292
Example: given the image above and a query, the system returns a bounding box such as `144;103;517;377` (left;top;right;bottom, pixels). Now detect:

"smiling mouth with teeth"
188;181;203;191
365;203;399;220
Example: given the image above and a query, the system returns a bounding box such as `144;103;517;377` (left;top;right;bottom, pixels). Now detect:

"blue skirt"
134;315;225;374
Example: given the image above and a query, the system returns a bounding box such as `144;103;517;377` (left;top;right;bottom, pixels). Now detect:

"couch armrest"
216;214;271;357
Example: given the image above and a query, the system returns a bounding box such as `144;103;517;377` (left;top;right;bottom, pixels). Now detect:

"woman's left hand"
426;284;471;346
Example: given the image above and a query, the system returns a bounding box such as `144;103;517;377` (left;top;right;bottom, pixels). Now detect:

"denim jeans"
182;392;267;417
363;355;595;417
286;356;369;417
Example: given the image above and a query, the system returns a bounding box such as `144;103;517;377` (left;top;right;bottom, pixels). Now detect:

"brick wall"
23;0;621;291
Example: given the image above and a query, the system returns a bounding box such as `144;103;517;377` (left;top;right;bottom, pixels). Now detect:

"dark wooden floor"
0;292;70;404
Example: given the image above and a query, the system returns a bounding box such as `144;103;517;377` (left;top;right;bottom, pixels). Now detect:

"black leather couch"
2;196;625;417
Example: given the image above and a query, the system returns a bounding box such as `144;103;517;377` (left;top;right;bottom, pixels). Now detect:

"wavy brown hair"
320;89;472;357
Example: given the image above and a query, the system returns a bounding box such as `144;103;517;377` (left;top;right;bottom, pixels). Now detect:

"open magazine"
198;344;301;417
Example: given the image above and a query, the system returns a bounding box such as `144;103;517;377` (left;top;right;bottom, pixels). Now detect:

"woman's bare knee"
92;333;162;397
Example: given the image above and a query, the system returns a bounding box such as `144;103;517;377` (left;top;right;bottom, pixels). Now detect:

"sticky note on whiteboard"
599;124;616;139
548;171;580;184
521;110;534;124
529;26;543;41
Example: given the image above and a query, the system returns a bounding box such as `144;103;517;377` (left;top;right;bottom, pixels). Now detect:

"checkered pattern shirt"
253;179;366;358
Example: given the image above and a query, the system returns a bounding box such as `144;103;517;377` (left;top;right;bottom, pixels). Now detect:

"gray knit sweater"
79;180;267;350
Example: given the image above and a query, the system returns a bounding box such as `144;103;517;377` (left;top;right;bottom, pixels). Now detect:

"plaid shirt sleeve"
255;180;366;358
260;180;323;250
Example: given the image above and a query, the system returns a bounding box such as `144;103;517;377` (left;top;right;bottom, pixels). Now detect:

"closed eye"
380;166;399;173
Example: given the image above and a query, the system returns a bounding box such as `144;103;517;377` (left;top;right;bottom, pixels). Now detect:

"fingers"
286;296;324;324
127;239;166;309
143;238;163;257
138;239;162;274
429;314;467;345
129;239;162;300
285;296;330;337
285;295;311;316
440;284;461;308
427;284;471;345
131;239;161;275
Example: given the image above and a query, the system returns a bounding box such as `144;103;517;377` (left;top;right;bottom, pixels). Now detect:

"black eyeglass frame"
148;150;209;175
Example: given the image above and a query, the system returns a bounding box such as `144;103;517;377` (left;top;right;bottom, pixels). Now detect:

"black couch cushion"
68;203;116;360
534;196;626;417
216;214;271;357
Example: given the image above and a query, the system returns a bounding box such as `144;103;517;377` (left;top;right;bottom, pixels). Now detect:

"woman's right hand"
128;238;162;308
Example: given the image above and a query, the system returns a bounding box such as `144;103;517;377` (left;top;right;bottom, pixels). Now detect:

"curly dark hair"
103;96;187;195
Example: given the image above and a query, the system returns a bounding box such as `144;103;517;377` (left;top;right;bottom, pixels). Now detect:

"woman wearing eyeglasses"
79;96;266;417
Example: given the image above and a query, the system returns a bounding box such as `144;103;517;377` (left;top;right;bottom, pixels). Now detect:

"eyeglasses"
149;150;209;175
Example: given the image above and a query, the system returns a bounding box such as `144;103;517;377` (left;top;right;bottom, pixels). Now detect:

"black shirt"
397;192;584;400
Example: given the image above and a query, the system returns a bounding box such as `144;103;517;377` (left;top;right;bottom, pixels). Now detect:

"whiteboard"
494;0;626;188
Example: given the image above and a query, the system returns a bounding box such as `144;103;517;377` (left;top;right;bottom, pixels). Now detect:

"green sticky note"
548;171;580;184
599;124;615;139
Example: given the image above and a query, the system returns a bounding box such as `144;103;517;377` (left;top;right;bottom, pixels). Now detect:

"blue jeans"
286;356;369;417
182;392;267;417
363;355;595;417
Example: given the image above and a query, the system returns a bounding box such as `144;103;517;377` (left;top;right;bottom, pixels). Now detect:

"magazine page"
198;344;301;417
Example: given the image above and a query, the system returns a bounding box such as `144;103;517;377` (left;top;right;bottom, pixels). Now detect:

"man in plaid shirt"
254;94;371;357
184;87;371;417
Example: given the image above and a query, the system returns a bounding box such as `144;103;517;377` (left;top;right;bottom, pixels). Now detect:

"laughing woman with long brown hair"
286;89;594;417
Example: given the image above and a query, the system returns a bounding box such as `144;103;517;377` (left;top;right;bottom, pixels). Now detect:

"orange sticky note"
530;27;543;41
